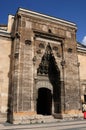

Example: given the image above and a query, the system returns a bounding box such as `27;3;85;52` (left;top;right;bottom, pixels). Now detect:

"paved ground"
0;119;86;130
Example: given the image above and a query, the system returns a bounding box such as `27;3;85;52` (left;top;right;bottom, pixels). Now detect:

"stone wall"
8;8;82;124
64;37;81;113
0;8;84;123
0;36;11;114
78;52;86;103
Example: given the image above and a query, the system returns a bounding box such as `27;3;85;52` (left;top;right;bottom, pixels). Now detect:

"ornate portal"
0;8;85;124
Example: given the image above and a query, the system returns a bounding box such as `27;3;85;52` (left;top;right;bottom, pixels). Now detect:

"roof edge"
18;8;77;29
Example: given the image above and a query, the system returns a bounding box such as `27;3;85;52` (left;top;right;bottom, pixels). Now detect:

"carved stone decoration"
67;48;72;53
14;52;19;58
53;46;58;51
61;60;65;66
39;43;45;49
33;56;37;65
37;54;49;74
36;49;41;54
0;8;83;124
57;52;61;57
25;40;31;45
37;43;57;75
15;32;20;38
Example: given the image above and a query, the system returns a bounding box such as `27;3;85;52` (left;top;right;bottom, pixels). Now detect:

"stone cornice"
18;8;77;30
77;47;86;54
77;42;86;53
0;30;11;38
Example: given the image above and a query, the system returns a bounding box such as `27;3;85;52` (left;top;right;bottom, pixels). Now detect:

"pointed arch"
37;43;61;114
37;43;55;75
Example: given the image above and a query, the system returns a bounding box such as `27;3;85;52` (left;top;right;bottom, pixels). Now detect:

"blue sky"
0;0;86;45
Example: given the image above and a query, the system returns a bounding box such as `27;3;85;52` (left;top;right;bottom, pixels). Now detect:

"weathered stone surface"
0;8;85;123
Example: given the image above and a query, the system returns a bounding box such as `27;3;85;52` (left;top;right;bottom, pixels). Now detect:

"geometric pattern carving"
25;40;31;45
37;43;57;75
39;43;45;49
67;48;72;53
37;43;52;75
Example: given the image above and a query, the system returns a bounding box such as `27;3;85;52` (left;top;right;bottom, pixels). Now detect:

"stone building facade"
0;8;86;124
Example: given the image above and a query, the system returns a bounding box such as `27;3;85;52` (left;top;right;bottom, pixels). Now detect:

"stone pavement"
0;119;86;130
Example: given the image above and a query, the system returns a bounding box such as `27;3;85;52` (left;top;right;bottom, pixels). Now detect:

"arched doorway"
37;43;61;114
37;88;52;115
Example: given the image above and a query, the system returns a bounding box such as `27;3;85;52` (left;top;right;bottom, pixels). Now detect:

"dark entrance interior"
37;88;52;115
84;95;86;102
